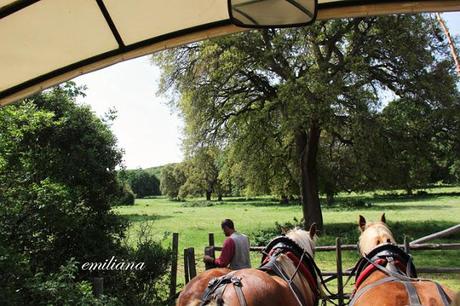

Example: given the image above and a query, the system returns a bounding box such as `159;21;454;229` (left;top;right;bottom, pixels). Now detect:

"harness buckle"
231;277;243;287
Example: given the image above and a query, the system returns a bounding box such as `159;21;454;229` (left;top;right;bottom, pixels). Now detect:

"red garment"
214;237;235;267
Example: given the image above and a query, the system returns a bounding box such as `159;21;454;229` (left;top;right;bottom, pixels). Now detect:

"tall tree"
154;15;458;229
160;163;186;199
0;82;126;272
179;147;224;200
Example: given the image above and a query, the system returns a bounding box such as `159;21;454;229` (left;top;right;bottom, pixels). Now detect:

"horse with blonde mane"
350;213;455;306
177;224;320;306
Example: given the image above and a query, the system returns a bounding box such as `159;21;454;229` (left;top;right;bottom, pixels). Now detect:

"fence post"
169;233;179;301
184;248;190;284
204;246;216;270
92;277;103;297
208;233;215;247
404;235;410;254
188;247;197;279
336;237;344;306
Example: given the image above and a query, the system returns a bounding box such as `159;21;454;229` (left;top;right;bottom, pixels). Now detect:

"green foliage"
160;163;186;199
103;224;173;306
114;182;136;205
179;146;228;200
0;83;161;303
26;259;121;306
0;86;127;274
143;165;166;179
119;169;161;198
154;15;460;223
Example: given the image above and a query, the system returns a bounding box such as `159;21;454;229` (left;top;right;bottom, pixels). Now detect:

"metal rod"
336;237;344;306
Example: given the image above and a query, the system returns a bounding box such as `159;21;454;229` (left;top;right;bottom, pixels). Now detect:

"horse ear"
280;226;288;235
381;213;386;224
309;223;317;239
359;215;366;232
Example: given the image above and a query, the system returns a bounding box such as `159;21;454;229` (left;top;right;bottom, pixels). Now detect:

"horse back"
353;272;455;306
177;268;230;306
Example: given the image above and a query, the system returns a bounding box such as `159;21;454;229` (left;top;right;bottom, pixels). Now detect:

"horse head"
358;213;396;256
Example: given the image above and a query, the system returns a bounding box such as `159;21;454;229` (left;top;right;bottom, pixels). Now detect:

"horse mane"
276;253;314;303
186;300;202;306
285;227;316;257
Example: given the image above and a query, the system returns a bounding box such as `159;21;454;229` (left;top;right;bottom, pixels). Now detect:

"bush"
339;199;373;209
27;259;121;306
250;218;303;246
114;183;136;206
103;224;173;305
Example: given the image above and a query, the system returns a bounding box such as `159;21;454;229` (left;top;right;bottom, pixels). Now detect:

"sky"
74;12;460;170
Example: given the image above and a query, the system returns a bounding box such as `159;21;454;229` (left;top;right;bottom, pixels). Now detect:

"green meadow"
114;186;460;293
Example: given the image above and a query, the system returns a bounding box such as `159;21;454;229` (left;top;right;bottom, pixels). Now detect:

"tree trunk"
217;193;223;201
325;183;335;205
296;123;323;230
326;191;335;206
280;195;289;205
206;191;212;201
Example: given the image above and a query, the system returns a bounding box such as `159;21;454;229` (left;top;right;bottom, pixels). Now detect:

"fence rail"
213;242;460;252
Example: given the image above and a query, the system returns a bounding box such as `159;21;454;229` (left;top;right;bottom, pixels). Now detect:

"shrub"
102;224;173;306
114;182;136;206
27;259;121;306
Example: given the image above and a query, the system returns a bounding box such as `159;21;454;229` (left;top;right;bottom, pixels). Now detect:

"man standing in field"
203;219;251;270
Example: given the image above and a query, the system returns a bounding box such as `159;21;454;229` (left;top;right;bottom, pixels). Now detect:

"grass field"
114;186;460;294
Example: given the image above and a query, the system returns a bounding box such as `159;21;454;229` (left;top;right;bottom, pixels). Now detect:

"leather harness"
199;236;321;306
349;244;452;306
199;271;247;306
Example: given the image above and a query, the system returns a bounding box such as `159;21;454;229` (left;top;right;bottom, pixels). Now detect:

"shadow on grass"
370;204;452;210
319;220;460;245
330;192;460;205
184;198;301;207
121;213;172;222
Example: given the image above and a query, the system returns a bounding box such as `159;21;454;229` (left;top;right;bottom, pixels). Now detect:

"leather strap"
270;256;308;306
349;276;399;306
200;273;248;306
231;277;247;306
435;282;452;306
402;281;422;306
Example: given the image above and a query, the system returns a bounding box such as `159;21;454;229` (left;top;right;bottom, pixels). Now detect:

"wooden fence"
171;224;460;305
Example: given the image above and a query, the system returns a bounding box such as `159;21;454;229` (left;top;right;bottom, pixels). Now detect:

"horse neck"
276;254;316;305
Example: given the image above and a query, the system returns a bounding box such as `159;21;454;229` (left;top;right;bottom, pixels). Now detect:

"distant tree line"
117;168;161;204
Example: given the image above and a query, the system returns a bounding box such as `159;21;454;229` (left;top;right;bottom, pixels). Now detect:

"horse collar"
259;236;320;306
354;244;417;289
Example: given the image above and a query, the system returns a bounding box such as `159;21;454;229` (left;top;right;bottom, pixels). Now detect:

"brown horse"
350;214;455;306
177;224;320;306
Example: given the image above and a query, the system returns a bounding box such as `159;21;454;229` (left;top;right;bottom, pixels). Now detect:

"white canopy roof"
1;0;459;105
